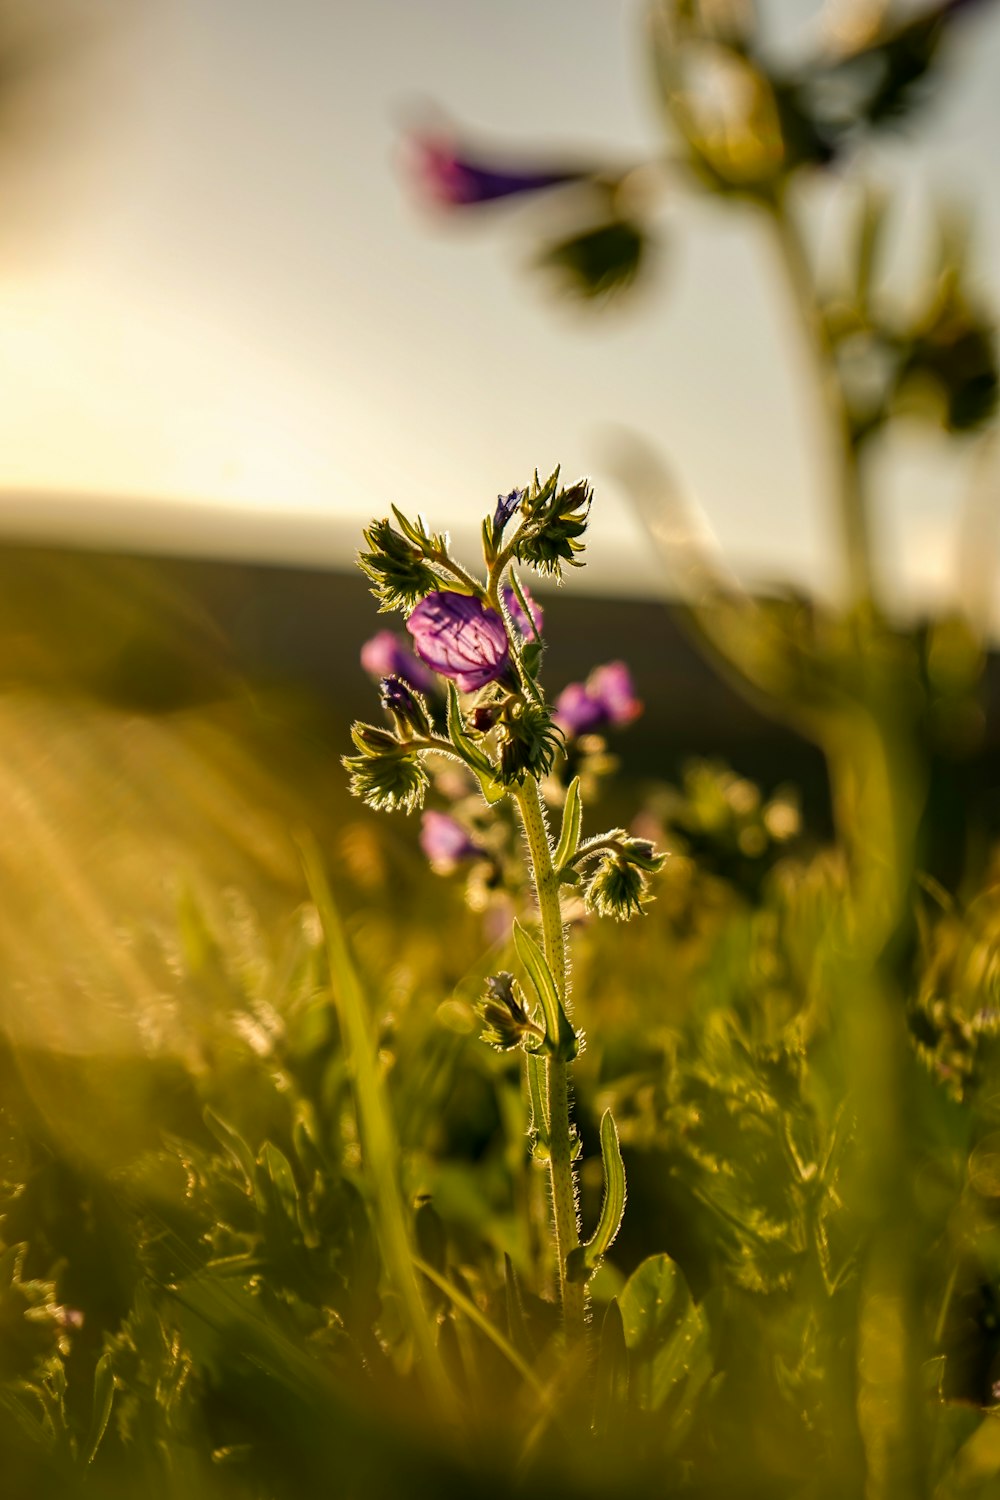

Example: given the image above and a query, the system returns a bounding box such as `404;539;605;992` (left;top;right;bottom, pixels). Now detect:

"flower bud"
478;972;543;1052
379;675;431;737
584;855;648;921
514;468;592;578
359;517;440;612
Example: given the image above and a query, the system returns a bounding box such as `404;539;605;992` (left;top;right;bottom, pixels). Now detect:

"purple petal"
588;661;643;725
406;591;510;692
553;682;606;737
420;811;482;871
553;661;643;737
361;630;436;693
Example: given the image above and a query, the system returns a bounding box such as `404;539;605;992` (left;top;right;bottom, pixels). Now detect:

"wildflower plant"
346;470;665;1337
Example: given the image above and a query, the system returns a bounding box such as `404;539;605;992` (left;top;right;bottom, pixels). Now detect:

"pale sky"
0;0;998;607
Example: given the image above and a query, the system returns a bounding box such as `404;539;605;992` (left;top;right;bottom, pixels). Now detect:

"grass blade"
298;832;451;1410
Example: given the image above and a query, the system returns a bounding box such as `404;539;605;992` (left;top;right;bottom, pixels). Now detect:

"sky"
0;0;998;607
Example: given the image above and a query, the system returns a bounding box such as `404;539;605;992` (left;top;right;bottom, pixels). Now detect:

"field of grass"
1;540;1000;1499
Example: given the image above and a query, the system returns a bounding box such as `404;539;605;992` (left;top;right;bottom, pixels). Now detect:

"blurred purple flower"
554;660;643;737
409;133;587;208
420;811;483;872
494;487;526;533
503;582;543;639
361;630;436;693
406;591;510;692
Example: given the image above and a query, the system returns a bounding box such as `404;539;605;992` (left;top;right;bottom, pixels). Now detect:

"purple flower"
361;630;436;693
406;591;510;692
409;133;586;208
420;811;483;873
503;582;544;639
494;487;526;534
554;660;643;737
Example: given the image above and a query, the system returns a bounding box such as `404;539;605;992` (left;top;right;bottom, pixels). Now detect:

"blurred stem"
769;199;874;616
514;777;585;1343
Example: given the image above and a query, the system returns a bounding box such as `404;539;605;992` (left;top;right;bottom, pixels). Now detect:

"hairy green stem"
514;777;586;1342
769;199;922;1495
769;200;874;615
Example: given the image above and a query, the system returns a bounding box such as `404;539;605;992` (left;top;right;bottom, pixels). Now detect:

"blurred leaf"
592;1297;629;1436
535;218;647;302
83;1352;116;1465
618;1254;712;1424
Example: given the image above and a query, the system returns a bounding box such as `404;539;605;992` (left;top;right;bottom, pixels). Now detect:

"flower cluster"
346;475;665;930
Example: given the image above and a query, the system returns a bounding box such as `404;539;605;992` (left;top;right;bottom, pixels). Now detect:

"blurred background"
1;0;999;606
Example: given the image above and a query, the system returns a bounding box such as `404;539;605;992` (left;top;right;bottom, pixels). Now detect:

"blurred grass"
3;542;1000;1495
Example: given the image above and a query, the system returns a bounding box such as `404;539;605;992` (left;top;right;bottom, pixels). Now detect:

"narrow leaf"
592;1299;629;1436
85;1353;116;1464
553;777;583;871
504;1253;534;1361
525;1051;549;1149
586;1110;627;1262
513;920;562;1050
446;682;506;804
204;1108;255;1189
299;834;451;1409
509;569;543;645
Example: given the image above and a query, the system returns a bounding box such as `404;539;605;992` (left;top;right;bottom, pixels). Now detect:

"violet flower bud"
406;591;511;692
503;582;544;639
380;675;430;737
493;487;526;535
420;811;483;873
409;133;587;208
361;630;437;694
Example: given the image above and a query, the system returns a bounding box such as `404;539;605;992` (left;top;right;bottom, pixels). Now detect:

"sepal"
358;515;442;612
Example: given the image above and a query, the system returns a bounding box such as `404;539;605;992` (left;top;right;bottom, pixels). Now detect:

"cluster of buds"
481;467;593;579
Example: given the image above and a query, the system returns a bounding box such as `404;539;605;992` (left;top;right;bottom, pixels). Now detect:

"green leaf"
446;682;506;805
525;1051;549;1152
513;920;577;1059
587;1110;627;1263
299;835;451;1408
203;1108;255;1189
537;218;647;303
255;1141;307;1255
504;1253;534;1361
593;1298;629;1436
618;1254;712;1425
508;569;543;644
84;1353;116;1464
553;777;583;872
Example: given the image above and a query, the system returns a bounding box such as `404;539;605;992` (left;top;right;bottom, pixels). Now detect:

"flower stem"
514;776;585;1343
769;198;874;616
